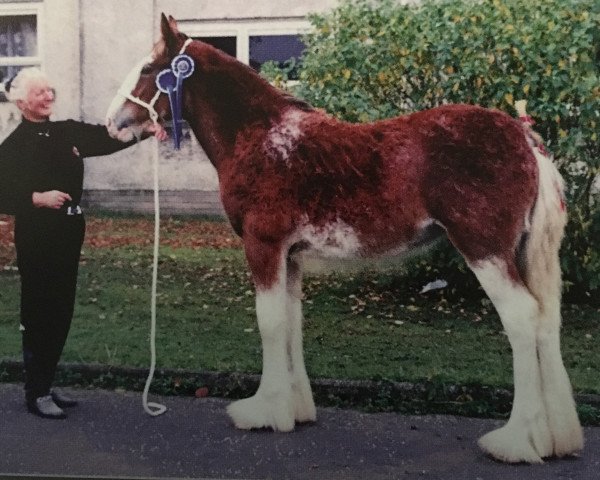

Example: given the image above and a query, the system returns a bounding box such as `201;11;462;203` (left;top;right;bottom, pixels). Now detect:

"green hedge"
263;0;600;303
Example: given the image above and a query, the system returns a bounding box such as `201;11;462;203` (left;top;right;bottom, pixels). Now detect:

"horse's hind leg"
523;177;583;456
468;257;552;463
533;250;583;457
516;148;582;457
286;256;316;423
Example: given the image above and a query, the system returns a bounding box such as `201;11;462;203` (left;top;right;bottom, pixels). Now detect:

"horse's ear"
168;15;179;33
160;13;180;54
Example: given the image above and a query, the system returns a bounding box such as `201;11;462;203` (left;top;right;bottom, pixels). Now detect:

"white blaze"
105;55;154;137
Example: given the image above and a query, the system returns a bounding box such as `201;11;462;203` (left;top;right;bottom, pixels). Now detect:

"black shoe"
51;389;78;408
27;395;67;419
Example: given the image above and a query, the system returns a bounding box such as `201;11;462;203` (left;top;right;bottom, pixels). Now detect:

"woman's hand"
32;190;72;209
145;123;169;142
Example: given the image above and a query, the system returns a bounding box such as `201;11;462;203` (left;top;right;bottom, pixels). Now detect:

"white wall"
156;0;339;20
45;0;79;119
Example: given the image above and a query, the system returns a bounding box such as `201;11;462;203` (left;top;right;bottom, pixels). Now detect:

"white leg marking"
286;259;316;423
227;273;295;432
470;259;552;463
523;151;583;457
536;291;583;457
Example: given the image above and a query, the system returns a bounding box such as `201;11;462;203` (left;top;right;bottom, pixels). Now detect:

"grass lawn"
1;214;599;414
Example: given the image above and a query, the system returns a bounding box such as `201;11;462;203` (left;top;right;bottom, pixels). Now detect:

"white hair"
5;67;51;103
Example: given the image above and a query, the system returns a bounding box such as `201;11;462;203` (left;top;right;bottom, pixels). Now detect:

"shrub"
264;0;600;303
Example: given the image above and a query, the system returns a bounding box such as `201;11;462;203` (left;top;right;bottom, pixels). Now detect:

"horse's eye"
141;64;154;75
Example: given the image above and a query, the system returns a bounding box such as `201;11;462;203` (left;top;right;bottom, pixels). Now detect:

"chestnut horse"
106;15;583;463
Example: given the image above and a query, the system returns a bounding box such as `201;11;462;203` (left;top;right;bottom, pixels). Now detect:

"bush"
264;0;600;303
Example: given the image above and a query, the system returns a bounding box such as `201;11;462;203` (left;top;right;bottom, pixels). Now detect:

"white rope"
180;38;193;54
142;137;167;416
137;37;193;416
118;89;161;124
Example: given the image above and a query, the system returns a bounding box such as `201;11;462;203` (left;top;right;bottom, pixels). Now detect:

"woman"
0;67;166;419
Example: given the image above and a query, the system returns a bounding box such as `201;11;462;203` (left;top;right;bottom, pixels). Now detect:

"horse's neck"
185;109;233;170
184;64;285;170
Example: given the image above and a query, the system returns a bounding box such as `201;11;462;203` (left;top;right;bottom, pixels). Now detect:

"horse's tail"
514;100;567;305
521;142;567;307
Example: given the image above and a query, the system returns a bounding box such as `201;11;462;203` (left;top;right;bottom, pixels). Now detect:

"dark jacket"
0;118;133;215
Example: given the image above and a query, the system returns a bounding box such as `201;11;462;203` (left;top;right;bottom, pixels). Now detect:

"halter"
119;38;194;149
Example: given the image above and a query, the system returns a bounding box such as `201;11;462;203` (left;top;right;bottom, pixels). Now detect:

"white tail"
522;141;583;457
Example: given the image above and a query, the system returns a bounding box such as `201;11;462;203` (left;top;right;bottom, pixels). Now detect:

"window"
199;36;236;58
183;19;310;81
249;34;305;78
0;3;43;100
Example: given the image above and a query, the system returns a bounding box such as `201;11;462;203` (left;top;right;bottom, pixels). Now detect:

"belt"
61;205;83;215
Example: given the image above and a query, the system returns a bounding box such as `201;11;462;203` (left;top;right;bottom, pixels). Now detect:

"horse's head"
108;13;306;159
106;14;190;142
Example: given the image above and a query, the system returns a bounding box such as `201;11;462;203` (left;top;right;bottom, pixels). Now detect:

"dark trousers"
15;212;85;402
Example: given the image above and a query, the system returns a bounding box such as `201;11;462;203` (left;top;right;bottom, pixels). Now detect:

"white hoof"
227;393;295;432
293;383;316;423
478;418;553;464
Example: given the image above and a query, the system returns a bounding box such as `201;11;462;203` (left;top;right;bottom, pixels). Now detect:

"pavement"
1;383;600;479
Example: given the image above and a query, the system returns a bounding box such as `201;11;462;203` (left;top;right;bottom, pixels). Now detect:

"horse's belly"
296;217;445;266
298;218;362;259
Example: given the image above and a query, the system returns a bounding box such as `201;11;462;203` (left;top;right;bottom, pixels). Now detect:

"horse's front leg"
286;256;316;424
227;240;295;431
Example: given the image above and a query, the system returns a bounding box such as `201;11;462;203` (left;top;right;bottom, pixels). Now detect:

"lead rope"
123;39;194;416
142;137;167;416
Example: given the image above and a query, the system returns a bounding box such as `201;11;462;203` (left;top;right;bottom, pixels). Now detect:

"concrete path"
1;383;599;480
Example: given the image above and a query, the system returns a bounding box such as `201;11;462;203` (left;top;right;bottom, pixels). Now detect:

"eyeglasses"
30;87;56;99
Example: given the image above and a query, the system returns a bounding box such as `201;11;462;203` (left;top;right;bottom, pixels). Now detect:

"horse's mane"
281;93;315;112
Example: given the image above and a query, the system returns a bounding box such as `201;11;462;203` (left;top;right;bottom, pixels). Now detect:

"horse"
106;14;583;464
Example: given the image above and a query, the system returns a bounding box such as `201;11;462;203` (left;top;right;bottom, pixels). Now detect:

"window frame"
0;2;44;98
180;18;311;71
